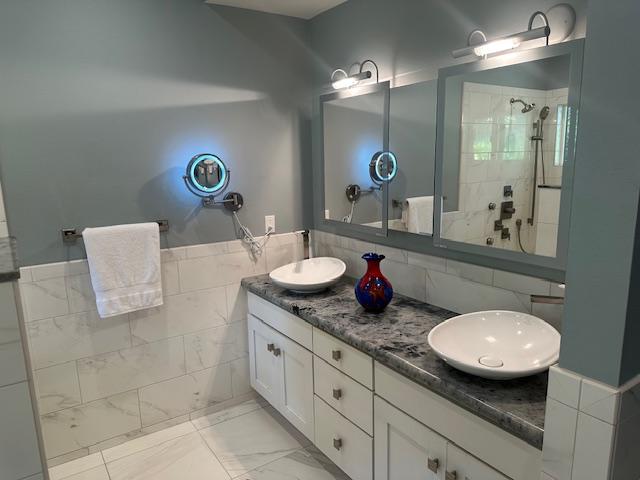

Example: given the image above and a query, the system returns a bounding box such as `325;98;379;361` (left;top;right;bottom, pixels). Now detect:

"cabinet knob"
445;470;457;480
267;343;275;352
333;437;342;450
332;388;342;400
272;347;281;357
427;457;439;473
332;350;342;361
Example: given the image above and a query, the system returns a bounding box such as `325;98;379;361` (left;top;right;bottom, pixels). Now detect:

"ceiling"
204;0;348;19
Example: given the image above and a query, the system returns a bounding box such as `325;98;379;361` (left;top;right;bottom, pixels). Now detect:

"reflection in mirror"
323;89;387;228
388;80;437;235
440;54;571;257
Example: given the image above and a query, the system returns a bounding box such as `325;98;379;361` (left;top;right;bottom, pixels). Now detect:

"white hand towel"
83;223;163;318
404;196;434;235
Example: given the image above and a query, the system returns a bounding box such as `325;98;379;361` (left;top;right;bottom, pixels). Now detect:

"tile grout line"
37;354;248;417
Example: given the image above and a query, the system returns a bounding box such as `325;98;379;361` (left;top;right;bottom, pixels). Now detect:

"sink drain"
478;355;504;368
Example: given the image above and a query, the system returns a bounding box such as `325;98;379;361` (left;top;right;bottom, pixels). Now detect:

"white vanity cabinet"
247;292;541;480
374;396;509;480
247;313;314;441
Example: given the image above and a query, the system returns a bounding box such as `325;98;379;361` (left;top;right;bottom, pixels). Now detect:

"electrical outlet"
265;215;275;233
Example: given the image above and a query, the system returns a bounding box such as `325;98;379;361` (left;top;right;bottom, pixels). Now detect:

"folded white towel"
83;223;163;318
404;196;434;235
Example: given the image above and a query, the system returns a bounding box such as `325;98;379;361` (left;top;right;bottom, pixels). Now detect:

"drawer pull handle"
332;388;342;400
333;437;342;450
267;343;275;352
332;350;342;361
427;458;439;473
445;470;457;480
272;347;281;357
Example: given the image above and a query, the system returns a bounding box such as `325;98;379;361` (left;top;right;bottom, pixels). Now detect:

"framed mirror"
434;40;584;270
320;82;391;236
388;80;437;236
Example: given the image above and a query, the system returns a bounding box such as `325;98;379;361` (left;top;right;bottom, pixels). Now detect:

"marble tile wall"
444;83;568;255
19;232;304;463
542;366;640;480
312;230;564;331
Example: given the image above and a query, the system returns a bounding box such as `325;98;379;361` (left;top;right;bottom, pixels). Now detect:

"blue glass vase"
355;253;393;313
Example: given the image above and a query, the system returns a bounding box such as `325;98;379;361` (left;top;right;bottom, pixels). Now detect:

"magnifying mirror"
369;151;398;184
184;153;229;196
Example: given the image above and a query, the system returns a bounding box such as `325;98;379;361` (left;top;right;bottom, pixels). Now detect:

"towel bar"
61;220;169;244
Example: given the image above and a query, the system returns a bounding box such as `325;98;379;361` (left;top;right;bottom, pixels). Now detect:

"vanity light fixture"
330;59;379;90
183;153;243;210
452;11;551;59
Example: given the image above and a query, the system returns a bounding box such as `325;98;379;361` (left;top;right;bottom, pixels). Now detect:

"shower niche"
434;40;584;269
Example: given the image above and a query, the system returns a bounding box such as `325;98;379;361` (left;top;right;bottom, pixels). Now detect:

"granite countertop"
0;237;19;283
242;275;547;450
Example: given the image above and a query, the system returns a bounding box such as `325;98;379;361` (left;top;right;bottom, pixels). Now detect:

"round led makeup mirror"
369;151;398;184
185;153;229;196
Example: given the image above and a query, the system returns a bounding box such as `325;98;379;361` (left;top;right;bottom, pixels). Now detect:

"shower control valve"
503;185;513;197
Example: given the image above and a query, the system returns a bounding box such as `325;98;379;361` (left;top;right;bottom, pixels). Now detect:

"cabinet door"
279;333;315;441
248;314;282;407
374;396;447;480
445;444;510;480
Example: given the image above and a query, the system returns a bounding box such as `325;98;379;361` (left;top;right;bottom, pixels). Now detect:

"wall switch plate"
265;215;275;233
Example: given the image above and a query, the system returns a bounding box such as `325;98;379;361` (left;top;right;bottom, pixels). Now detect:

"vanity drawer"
313;356;373;435
248;293;312;350
314;396;373;480
312;328;373;389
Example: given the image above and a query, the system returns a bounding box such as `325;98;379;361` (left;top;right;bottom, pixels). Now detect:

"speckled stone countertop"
0;237;19;283
242;275;547;450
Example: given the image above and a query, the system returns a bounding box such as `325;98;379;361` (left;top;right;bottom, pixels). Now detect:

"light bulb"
473;38;521;56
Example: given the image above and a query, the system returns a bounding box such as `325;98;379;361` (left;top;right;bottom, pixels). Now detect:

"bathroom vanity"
242;275;546;480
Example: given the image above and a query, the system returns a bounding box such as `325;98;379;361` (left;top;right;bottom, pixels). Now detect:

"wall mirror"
388;80;437;236
321;82;391;235
434;40;584;270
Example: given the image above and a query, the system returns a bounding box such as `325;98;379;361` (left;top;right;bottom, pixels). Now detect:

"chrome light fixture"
452;11;551;59
330;59;379;90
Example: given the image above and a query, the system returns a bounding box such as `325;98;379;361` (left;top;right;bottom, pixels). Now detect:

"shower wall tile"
34;362;82;414
138;364;233;426
19;232;304;460
225;283;247;323
129;287;227;344
178;250;267;292
183;321;248;373
21;278;69;321
77;336;186;403
40;391;141;459
66;274;96;314
230;356;251;397
26;311;131;369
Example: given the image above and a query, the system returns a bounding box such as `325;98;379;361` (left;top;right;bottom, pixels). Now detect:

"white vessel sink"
427;311;560;380
269;257;346;293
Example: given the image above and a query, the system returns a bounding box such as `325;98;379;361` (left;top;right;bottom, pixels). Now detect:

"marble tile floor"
47;398;350;480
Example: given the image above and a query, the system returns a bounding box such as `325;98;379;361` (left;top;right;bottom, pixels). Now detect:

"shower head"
539;106;550;120
510;98;536;114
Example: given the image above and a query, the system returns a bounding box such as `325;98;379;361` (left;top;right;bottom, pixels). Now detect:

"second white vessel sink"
427;310;560;380
269;257;346;293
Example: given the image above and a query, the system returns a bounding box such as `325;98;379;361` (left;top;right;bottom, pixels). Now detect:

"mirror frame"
433;39;585;271
318;81;391;238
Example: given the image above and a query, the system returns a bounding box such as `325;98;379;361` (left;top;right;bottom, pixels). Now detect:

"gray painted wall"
560;0;640;386
0;0;312;266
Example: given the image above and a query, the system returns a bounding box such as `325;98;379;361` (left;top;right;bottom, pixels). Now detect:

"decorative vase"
355;253;393;312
